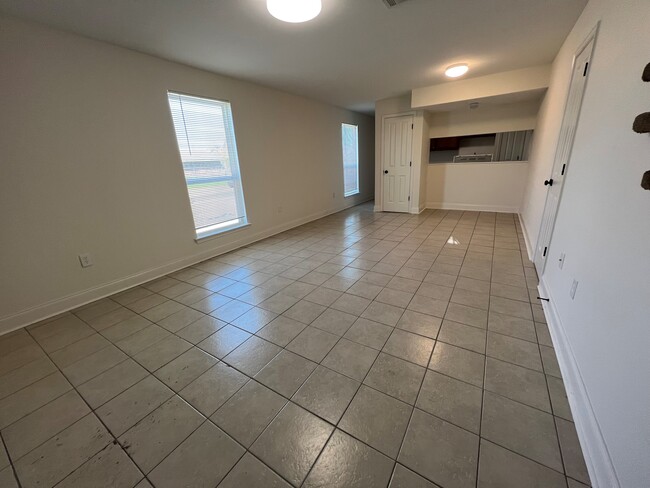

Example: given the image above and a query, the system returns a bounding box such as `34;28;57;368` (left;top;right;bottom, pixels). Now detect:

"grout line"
0;430;23;488
476;210;496;488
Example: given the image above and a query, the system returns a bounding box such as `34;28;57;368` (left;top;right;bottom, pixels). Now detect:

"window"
341;123;360;197
167;92;248;239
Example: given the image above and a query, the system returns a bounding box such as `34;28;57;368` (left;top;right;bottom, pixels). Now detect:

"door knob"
544;179;554;186
384;170;388;174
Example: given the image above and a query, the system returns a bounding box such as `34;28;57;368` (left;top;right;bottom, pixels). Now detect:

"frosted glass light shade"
267;0;322;23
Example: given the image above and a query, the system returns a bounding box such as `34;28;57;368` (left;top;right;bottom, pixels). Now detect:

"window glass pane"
342;123;359;196
167;92;248;237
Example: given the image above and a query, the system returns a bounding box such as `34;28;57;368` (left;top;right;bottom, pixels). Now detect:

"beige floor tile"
292;366;359;424
149;422;245;488
389;464;440;488
78;358;148;408
255;350;317;397
485;357;551;412
303;429;394;488
0;372;71;429
119;396;204;473
417;370;483;434
3;390;90;461
96;375;174;436
14;414;112;488
478;439;566;488
487;332;543;371
481;391;563;472
0;343;47;379
219;452;290;488
55;442;143;488
399;409;478;488
251;402;333;486
212;380;287;447
179;362;247;416
223;336;282;376
364;353;425;405
0;357;57;401
339;385;411;458
154;347;217;392
556;418;591;485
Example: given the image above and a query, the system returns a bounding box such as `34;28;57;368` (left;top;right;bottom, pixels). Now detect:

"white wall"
0;17;374;332
426;162;529;213
428;99;541;138
412;65;551;109
418;112;433;212
520;1;650;487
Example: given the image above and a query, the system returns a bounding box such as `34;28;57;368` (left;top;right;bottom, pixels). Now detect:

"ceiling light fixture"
445;64;469;78
267;0;322;23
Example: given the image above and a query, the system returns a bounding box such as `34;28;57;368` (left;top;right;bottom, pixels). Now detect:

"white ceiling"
0;0;587;113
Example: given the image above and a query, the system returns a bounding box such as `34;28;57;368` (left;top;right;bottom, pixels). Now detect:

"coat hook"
642;171;650;190
633;113;650;134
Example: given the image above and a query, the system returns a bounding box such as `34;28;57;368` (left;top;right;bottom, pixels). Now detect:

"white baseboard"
538;278;620;488
426;202;520;213
0;197;373;335
518;213;534;261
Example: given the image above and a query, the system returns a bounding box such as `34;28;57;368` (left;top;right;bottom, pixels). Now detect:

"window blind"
167;92;248;238
342;123;360;197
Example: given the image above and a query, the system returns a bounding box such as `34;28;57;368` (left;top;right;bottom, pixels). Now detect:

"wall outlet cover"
79;253;94;268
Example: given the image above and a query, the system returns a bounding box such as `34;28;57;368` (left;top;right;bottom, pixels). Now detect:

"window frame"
166;91;249;241
341;123;360;197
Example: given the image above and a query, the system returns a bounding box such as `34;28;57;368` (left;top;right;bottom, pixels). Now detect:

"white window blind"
167;92;248;239
342;123;360;197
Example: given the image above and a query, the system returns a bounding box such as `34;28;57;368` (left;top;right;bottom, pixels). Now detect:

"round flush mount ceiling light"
267;0;322;23
445;64;469;78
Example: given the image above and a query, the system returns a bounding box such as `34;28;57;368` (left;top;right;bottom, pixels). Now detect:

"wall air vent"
382;0;409;8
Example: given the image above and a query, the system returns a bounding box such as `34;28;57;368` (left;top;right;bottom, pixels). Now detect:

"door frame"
534;24;599;272
380;111;416;213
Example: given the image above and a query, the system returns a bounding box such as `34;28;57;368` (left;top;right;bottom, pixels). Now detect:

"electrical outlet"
332;192;336;199
570;279;578;299
79;253;94;268
559;253;566;269
277;206;283;214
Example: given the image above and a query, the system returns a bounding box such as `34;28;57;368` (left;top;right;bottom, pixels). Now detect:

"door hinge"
561;163;566;176
583;61;589;77
543;246;548;257
411;124;414;129
409;161;412;167
408;196;411;201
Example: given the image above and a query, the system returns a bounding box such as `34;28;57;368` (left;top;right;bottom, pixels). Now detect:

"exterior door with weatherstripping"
535;35;595;272
382;115;413;212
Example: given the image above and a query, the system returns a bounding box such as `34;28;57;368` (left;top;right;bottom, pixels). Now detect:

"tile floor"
0;203;591;488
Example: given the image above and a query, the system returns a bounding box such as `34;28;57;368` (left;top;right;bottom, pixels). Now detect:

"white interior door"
382;115;413;213
535;36;595;272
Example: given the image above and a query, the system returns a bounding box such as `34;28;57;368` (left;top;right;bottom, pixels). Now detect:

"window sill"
194;222;251;243
344;191;360;198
